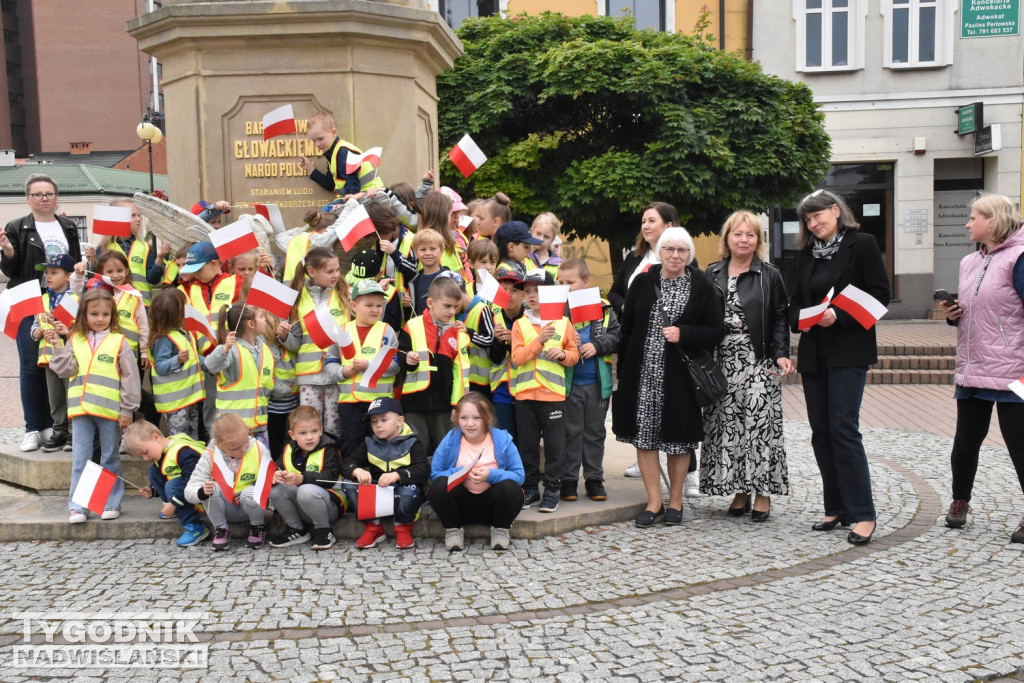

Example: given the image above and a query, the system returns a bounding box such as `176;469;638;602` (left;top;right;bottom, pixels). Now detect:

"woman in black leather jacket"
701;211;791;522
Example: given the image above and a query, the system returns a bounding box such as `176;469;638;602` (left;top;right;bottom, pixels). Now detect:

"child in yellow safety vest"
147;289;205;439
268;406;345;551
525;212;564;280
78;251;149;360
461;239;501;397
511;269;580;514
399;274;471;455
124;420;209;548
275;210;338;284
490;271;526;442
282;247;350;439
30;252;78;452
205;302;275;450
47;289;140;524
184;413;277;551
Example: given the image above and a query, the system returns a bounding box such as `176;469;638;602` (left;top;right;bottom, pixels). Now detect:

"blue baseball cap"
495;221;542;246
180;241;218;274
362;397;404;420
36;253;75;272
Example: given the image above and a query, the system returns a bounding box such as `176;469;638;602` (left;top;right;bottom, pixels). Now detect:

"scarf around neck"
811;229;846;260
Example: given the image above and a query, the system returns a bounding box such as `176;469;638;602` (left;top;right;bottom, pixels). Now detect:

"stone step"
782;367;954;385
0;447;151;495
875;355;956;371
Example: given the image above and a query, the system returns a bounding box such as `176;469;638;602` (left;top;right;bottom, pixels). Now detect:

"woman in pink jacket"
942;194;1024;543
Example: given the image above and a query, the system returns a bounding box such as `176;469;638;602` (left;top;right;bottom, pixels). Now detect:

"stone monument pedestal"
128;0;461;226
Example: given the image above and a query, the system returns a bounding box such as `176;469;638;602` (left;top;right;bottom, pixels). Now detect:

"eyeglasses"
28;192;56;200
661;246;690;255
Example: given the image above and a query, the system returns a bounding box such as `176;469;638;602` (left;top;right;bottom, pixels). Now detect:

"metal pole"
148;140;154;194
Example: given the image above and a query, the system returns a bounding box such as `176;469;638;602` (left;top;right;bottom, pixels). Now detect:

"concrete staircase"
784;330;956;385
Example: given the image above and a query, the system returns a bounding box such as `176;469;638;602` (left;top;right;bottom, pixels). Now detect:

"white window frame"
793;0;867;73
601;0;670;32
881;0;956;69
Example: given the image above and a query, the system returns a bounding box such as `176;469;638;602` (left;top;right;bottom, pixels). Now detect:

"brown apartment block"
1;0;157;156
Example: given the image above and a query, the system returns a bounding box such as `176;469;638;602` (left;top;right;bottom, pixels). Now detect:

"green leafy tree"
437;11;831;253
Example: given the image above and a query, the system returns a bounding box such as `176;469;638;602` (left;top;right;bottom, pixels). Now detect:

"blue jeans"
147;464;200;527
337;402;370;458
340;481;423;525
494;400;517;446
69;415;124;514
801;363;876;523
17;315;52;432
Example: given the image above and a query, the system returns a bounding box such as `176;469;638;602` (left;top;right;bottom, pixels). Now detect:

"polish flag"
476;269;510;309
797;289;833;332
357;346;397;391
335;204;377;252
447;449;484;492
336;325;356;360
184;304;216;341
247;272;299;319
832;284;888;330
457;214;473;230
254;204;286;234
568;287;603;324
89;274;139;296
345;146;382;174
210;447;238;503
52;295;79;328
538;284;570;323
303;302;340;350
92;205;133;238
448;134;487;178
262;104;296;140
1010;378;1024;401
0;280;45;339
71;461;118;516
211;219;260;262
251;455;278;510
356;483;395;521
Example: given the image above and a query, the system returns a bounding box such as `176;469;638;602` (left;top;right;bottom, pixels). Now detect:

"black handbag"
653;278;728;408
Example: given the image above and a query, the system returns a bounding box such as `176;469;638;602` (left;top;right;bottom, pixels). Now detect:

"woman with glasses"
0;174;83;453
612;227;725;528
789;190;890;545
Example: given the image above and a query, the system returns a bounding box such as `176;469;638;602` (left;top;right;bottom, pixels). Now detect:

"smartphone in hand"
934;289;958;308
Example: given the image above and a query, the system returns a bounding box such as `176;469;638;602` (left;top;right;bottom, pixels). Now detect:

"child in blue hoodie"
430;392;525;552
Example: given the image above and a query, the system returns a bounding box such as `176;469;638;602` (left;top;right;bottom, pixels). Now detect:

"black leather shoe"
847;521;876;545
635;506;665;529
811;515;850;532
727;496;751;517
751;507;771;523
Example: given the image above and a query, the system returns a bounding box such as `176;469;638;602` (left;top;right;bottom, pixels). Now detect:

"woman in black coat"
0;174;82;453
612;227;726;528
788;189;890;545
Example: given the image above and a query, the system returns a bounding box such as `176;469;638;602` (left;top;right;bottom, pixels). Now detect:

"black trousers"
516;399;566;491
951;397;1024;501
428;478;523;529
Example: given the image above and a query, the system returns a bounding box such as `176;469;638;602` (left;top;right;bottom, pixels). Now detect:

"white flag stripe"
836;284;888;321
70;461;104;510
210;219;256;250
93;205;133;223
538;285;570;305
1010;379;1024;401
456;134;487;168
263;104;294;127
567;287;601;309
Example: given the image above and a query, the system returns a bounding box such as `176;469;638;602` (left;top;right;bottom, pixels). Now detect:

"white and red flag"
89;273;139;297
92;205;132;238
262;104;296;141
184;304;217;341
1010;377;1024;401
71;461;118;516
538;284;570;323
356;483;395;521
335;204;377;252
0;280;44;339
476;269;510;309
52;295;79;328
303;302;340;350
568;287;603;324
831;284;888;330
345;146;382;174
447;449;484;492
247;272;299;320
253;204;286;234
336;325;357;360
457;214;474;230
251;456;278;510
448;134;487;178
357;346;397;391
210;447;238;503
211;219;260;262
797;288;834;332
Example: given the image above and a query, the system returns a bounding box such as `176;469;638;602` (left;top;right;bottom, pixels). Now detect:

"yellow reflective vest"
337;320;395;403
329;139;384;193
295;287;349;376
109;238;153;307
402;316;470;405
37;291;77;367
509;317;570;398
181;275;238;354
463;300;500;388
115;290;141;353
147;329;205;413
283;232;312;284
67;333;126;421
215;341;275;429
208;439;264;495
282;443;344;503
161;433;207;481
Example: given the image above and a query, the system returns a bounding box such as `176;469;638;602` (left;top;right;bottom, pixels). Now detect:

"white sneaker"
40;428;53;443
624;462;642;478
445;528;464;551
69;511;87;524
19;431;40;452
101;509;121;520
684;471;701;497
490;527;510;550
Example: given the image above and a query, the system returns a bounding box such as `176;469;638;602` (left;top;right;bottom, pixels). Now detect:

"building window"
793;0;866;72
438;0;498;30
605;0;667;31
882;0;955;68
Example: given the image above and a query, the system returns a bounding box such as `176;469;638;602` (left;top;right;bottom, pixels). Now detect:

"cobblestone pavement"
2;420;1024;681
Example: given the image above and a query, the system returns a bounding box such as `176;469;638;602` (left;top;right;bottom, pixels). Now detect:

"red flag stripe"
336;326;356;360
360;346;397;390
263;104;296;141
92;205;133;237
356;484;395;521
303;303;339;350
71;461;118;516
210;219;260;262
345;146;383;174
1;281;45;339
335;204;378;252
476;269;510;309
247;272;299;320
210;448;237;503
568;287;603;324
448;134;487;178
831;285;888;330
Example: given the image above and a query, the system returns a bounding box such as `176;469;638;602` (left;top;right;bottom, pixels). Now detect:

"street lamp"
136;113;164;194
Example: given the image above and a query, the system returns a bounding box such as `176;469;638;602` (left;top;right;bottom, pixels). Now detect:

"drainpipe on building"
719;0;725;50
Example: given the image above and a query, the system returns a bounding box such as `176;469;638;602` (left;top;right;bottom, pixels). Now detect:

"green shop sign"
962;0;1019;38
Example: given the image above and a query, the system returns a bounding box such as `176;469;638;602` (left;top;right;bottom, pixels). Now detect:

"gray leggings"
269;484;341;530
204;485;265;528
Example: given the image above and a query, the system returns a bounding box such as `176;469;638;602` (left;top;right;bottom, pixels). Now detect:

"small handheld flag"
262;104;297;141
357;346;398;391
336;326;357;360
538;285;570;323
356;484;395;521
251;456;278;510
567;287;603;324
345;147;382;174
71;461;118;516
448;134;487;178
247;272;299;320
253;204;286;234
52;295;79;328
476;269;510;309
447;449;485;492
797;288;834;332
210;219;260;262
831;284;888;330
184;304;217;342
92;205;133;238
335;204;378;252
0;280;45;339
303;302;341;350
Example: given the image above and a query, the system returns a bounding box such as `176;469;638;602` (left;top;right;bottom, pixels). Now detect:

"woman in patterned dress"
702;211;793;522
612;228;726;528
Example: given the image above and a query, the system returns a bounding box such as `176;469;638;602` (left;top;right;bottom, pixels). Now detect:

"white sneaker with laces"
684;471;701;497
40;427;53;443
101;510;121;520
19;431;40;452
69;511;87;524
624;462;641;478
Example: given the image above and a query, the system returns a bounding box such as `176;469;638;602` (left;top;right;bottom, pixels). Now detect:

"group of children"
31;118;620;550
